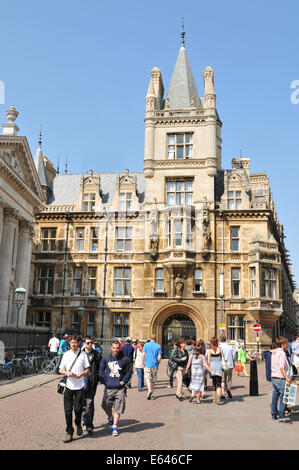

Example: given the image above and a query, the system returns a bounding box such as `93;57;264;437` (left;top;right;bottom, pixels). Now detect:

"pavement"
0;360;299;450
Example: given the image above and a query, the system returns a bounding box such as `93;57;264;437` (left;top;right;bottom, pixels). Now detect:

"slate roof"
166;46;202;110
47;172;145;206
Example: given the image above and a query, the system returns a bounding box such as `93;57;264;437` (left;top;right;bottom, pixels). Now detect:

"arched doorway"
162;314;196;358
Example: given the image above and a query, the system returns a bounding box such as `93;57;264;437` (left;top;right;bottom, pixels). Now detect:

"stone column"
11;220;34;327
0;201;3;248
0;208;19;325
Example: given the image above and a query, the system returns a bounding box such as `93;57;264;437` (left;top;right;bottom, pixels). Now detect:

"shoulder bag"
57;350;82;395
221;350;229;371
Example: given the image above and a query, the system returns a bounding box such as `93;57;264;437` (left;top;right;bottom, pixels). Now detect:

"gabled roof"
166;46;202;109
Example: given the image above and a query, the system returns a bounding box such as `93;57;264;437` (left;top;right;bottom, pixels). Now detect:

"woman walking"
237;343;250;376
172;339;188;401
207;337;223;405
167;342;178;388
185;346;215;403
197;339;208;397
134;342;145;391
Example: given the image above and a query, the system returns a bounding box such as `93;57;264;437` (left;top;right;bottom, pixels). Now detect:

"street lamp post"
14;284;26;355
77;306;85;337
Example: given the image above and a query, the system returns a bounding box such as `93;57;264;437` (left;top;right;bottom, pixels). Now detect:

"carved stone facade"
26;41;297;355
0;108;44;328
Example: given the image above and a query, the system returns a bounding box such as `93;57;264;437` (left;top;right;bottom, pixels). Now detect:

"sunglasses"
85;341;93;345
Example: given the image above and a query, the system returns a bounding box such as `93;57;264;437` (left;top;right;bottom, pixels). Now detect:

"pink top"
271;348;286;379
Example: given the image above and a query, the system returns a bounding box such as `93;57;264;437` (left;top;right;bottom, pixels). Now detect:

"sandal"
189;396;194;403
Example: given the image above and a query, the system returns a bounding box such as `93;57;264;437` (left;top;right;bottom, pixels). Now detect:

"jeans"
63;387;84;435
136;368;144;390
271;378;286;419
83;387;97;429
55;354;63;373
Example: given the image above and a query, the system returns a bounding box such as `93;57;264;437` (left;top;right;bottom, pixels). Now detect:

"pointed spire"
34;130;48;187
165;29;201;110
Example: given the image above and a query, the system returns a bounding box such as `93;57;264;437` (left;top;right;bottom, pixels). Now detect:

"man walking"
99;341;132;436
271;336;292;422
142;334;162;400
59;334;90;443
219;336;234;399
81;336;102;435
55;334;69;373
122;337;135;388
48;333;60;358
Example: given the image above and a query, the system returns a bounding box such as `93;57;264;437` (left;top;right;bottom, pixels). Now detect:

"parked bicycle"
22;350;39;375
41;354;58;374
0;361;15;380
12;357;23;377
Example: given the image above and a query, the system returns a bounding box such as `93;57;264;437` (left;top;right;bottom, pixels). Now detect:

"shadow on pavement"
78;419;164;439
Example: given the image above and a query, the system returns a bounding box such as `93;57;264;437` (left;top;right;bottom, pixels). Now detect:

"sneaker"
112;426;119;436
64;434;73;443
87;427;93;435
108;417;113;429
147;391;152;400
76;425;83;436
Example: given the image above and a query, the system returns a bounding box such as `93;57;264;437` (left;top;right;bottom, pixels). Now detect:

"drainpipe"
100;219;108;339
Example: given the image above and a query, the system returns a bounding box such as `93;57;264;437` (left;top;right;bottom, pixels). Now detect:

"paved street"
0;360;299;450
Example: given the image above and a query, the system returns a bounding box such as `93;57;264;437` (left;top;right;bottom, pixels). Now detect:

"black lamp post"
14;284;26;355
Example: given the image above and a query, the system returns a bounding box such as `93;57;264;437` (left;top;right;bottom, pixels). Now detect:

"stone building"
0;106;44;346
27;32;297;355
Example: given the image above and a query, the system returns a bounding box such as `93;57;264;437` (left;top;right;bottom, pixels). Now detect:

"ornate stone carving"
175;274;185;297
0;150;23;178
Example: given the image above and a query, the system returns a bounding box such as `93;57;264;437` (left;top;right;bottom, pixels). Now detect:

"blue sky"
1;0;299;285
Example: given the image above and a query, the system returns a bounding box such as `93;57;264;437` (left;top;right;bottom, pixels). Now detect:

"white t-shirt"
60;349;90;390
49;337;60;353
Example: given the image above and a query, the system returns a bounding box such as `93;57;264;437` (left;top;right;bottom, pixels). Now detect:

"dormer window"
168;133;193;159
83;193;96;212
228;191;241;210
119;192;132;211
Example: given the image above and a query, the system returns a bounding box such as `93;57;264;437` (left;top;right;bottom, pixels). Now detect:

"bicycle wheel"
41;359;55;374
21;360;30;375
14;361;23;376
6;364;15;380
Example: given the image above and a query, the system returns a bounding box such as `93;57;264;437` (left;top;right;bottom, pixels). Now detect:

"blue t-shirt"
143;341;162;368
58;339;69;355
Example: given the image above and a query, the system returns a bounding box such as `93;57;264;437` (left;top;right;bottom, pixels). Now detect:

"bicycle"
12;357;23;377
41;354;58;374
0;361;16;380
22;350;39;374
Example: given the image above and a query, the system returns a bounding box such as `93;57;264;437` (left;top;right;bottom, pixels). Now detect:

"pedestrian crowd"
47;330;299;443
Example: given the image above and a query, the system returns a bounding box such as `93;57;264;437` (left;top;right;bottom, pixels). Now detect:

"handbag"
57;350;82;395
182;369;191;387
234;362;244;372
221;352;229;372
168;358;177;370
